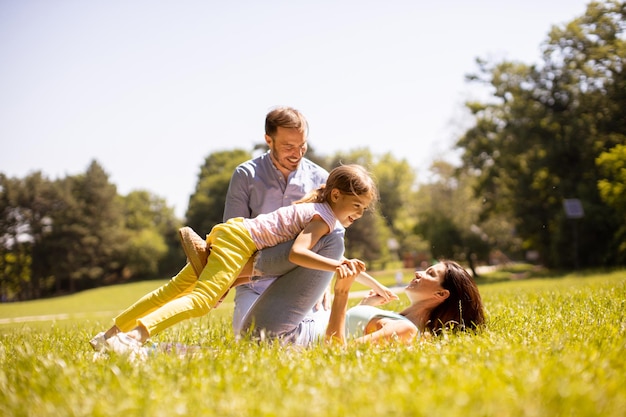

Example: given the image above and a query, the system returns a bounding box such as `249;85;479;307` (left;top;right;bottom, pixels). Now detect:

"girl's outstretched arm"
355;271;399;303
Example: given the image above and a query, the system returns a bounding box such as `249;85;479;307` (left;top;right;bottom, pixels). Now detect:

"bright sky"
1;0;591;218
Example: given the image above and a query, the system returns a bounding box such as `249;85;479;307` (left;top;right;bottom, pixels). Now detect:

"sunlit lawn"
1;267;625;417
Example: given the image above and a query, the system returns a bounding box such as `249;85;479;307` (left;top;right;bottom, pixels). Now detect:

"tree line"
2;0;624;301
0;162;184;301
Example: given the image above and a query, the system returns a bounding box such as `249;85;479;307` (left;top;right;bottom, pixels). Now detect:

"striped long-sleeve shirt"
242;202;342;250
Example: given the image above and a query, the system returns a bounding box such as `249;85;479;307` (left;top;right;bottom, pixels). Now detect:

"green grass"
1;268;625;417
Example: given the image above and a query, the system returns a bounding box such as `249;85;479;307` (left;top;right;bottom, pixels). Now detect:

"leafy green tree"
120;190;182;278
414;160;521;274
0;173;27;300
0;172;63;299
596;144;626;214
370;153;421;266
186;149;251;234
596;143;626;261
457;0;626;268
1;174;31;300
39;161;127;292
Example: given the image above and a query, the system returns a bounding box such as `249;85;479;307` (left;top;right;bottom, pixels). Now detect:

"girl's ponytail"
294;184;326;204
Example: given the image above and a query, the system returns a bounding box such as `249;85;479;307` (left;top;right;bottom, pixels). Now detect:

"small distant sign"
563;199;584;219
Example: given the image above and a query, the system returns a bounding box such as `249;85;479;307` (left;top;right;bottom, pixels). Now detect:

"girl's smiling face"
330;189;372;228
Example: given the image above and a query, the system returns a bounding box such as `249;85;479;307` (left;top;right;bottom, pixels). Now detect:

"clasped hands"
335;258;366;279
332;258;366;297
335;257;399;305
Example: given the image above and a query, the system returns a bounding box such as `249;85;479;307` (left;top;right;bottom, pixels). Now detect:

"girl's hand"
335;258;365;279
374;286;400;303
359;289;398;306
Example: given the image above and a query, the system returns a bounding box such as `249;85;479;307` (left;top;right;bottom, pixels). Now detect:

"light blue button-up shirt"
223;151;328;221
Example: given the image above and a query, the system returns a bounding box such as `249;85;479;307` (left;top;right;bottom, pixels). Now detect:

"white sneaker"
106;333;147;361
89;332;106;351
92;350;109;362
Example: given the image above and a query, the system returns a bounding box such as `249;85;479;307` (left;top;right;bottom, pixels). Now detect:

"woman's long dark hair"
426;260;485;334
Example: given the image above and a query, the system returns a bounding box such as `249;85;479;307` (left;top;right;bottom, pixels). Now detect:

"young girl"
91;164;396;359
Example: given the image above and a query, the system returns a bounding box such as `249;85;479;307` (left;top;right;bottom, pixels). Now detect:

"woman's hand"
326;259;365;345
333;260;364;296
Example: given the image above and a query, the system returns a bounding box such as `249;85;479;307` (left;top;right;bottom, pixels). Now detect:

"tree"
121;190;182;278
0;173;32;300
186;149;251;234
371;153;422;266
596;143;626;261
0;172;63;299
0;174;27;300
457;0;626;268
413;160;510;276
38;161;127;292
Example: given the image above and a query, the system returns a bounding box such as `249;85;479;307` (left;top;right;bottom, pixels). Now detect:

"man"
224;106;340;334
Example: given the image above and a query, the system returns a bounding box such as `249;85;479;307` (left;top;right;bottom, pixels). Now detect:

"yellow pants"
114;218;257;336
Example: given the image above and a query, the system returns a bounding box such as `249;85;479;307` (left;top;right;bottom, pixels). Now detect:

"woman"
239;259;484;346
325;260;486;344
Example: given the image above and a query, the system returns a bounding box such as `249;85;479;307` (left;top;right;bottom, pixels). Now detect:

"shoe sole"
178;227;208;277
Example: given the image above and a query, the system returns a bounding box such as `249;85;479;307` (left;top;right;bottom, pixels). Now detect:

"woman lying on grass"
237;259;485;346
324;260;486;344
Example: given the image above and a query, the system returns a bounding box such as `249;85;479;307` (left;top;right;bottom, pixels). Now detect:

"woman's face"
404;263;447;302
